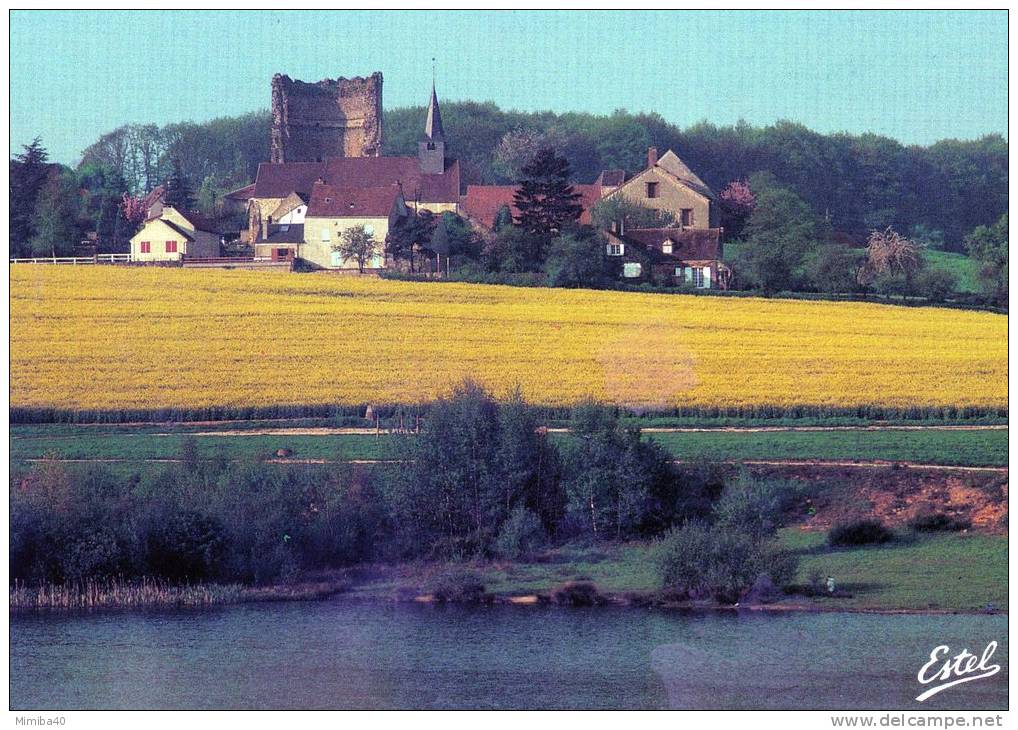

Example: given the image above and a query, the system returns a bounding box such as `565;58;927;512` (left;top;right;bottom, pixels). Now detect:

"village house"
297;182;408;270
129;205;221;262
605;147;719;229
605;226;729;289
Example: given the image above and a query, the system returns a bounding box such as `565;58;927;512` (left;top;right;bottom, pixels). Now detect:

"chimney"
647;147;658;168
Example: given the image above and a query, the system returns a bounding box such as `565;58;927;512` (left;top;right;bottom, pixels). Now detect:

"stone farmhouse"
598;147;728;288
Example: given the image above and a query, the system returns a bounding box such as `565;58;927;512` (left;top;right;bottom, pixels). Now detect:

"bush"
493;506;546;559
427;570;488;603
550;581;605;606
908;511;971;533
655;521;798;604
712;473;805;540
828;519;895;546
915;267;958;303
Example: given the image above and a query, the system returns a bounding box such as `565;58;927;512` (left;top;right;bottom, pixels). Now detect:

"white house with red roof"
129;205;221;262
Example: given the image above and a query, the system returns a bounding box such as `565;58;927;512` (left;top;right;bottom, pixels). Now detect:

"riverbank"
13;530;1006;614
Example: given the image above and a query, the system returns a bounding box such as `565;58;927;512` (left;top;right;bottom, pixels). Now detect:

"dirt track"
18;456;1008;473
11;424;1008;439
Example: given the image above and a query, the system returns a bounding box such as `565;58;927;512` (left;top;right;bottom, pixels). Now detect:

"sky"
9;9;1009;165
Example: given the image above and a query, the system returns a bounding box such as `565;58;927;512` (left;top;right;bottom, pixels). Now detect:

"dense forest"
60;101;1007;251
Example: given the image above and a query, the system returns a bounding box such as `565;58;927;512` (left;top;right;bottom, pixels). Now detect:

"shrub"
712;473;805;540
908;511;971;533
828;519;895;546
427;570;488;603
550;581;605;606
654;521;798;604
915;267;958;303
493;506;546;559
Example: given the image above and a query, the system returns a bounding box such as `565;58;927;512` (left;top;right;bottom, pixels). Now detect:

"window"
140;241;151;253
646;181;659;199
165;241;177;253
279;224;289;232
690;267;711;289
681;209;694;227
623;262;642;278
662;239;673;255
364;224;374;236
606;242;624;256
320;227;330;242
675;266;684;278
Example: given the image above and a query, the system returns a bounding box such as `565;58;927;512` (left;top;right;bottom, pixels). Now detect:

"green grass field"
10;424;1007;469
347;531;1007;612
9;427;1009;468
644;428;1007;466
924;250;981;294
782;529;1007;611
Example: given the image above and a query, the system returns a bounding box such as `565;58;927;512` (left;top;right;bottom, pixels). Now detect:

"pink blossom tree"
719;180;756;238
119;192;147;227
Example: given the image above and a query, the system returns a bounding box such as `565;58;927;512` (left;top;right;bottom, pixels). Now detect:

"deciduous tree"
334;226;378;274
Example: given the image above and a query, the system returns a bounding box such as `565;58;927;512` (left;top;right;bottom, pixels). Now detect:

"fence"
10;254;133;265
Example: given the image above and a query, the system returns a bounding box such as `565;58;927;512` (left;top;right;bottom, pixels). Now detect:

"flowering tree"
719;180;756;238
857;227;923;295
120;193;147;226
720;180;756;212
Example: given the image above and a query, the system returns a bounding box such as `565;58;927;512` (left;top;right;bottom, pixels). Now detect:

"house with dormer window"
605;226;730;289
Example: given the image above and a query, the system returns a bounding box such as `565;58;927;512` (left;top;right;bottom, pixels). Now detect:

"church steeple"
424;83;445;142
418;65;446;175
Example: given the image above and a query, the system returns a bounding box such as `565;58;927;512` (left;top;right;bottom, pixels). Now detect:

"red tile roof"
251;162;327;198
306;182;402;218
224;183;256;201
176;209;221;234
252;157;461;203
594;169;626;187
460;184;602;229
620;227;723;261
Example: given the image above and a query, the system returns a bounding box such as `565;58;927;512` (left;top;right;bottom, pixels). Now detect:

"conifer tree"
512;147;583;239
163;158;195;210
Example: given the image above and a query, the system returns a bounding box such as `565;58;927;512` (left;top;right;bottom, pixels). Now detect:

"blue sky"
10;9;1008;164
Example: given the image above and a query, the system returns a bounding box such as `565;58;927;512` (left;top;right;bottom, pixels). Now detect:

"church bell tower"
418;78;446;175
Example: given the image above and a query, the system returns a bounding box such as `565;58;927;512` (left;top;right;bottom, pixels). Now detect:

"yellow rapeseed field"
9;266;1008;412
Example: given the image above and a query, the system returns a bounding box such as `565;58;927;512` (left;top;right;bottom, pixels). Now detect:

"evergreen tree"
512;147;583;240
163;157;195;210
492;204;514;232
10;137;51;257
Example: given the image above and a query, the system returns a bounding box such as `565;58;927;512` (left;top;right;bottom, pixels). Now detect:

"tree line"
11;101;1007;252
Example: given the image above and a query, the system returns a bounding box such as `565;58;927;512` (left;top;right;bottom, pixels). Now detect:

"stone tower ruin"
270;72;383;163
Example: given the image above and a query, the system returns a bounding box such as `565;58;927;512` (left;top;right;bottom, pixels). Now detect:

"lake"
9;600;1008;710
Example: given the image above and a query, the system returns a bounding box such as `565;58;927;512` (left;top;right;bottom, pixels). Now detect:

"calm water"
10;600;1008;710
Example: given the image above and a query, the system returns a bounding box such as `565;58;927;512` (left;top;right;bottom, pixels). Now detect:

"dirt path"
11;424;1008;439
18;456;1007;473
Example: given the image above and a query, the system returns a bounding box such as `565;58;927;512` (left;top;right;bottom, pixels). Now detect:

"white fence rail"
10;254;133;265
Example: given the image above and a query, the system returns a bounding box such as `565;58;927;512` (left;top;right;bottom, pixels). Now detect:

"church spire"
425;80;445;141
418;62;447;175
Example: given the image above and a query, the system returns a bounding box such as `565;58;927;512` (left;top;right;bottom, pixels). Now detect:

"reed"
9;578;243;611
